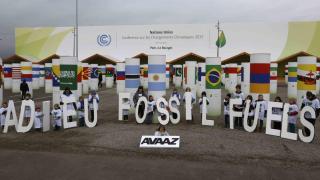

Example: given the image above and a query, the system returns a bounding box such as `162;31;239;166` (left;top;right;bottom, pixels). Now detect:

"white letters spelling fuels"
119;94;316;143
266;101;282;137
229;98;242;129
299;106;315;143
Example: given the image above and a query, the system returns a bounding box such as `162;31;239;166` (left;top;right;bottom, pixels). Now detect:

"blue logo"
97;34;111;46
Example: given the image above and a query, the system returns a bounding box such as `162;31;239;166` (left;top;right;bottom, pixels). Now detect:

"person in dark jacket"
98;71;103;88
133;86;147;118
20;80;29;100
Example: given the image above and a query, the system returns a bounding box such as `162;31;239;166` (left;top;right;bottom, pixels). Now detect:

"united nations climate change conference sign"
17;22;320;63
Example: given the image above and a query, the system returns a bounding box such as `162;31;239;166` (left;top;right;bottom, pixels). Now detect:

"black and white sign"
139;136;180;148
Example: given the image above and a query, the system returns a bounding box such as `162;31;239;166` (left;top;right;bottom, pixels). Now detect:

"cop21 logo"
97;34;112;46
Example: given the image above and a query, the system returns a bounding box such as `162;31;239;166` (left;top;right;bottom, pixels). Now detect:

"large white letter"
157;97;169;125
118;92;130;121
62;96;77;129
243;100;257;132
84;98;97;128
42;101;51;132
265;101;282;137
201;97;214;126
184;92;192;121
17;99;35;133
299;106;315;143
3;100;18;133
169;96;180;124
281;103;297;140
229;98;242;129
135;96;147;124
251;101;262;132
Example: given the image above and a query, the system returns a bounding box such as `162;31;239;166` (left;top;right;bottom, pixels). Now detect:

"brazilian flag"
216;31;226;48
206;65;221;89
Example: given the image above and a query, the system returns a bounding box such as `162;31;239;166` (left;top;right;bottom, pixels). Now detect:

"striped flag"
21;65;32;82
288;66;297;82
125;64;140;89
250;63;270;93
32;66;40;79
270;66;277;80
12;66;21;79
117;71;125;80
148;64;166;91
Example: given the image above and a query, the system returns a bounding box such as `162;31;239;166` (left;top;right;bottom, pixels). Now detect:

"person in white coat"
60;87;77;122
51;104;62;131
255;94;267;132
232;84;245;129
199;91;209;118
88;90;100;122
34;106;43;131
24;93;32;126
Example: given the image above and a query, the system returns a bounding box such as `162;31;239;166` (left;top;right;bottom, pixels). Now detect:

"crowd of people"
5;81;320;137
124;84;320;137
0;87;100;132
223;85;320;135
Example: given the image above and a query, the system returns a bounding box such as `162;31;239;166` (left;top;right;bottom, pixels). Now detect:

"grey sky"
0;0;319;57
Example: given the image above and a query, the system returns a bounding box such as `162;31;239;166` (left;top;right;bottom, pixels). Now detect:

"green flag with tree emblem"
216;31;226;48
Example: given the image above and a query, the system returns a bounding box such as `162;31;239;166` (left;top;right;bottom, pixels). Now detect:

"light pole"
216;20;220;57
73;0;79;58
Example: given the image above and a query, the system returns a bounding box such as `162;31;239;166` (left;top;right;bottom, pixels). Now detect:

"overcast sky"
0;0;319;58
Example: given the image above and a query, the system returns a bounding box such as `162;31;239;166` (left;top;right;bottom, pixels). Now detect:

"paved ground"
1;81;320;179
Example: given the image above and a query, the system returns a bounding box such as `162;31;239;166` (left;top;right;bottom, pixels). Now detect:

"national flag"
206;65;221;89
216;30;226;48
60;64;77;90
148;64;166;91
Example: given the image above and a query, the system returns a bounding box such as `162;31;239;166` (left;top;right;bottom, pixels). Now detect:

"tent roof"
168;52;205;65
3;54;30;64
275;51;320;63
221;52;250;65
36;54;60;64
81;54;118;65
133;53;148;64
